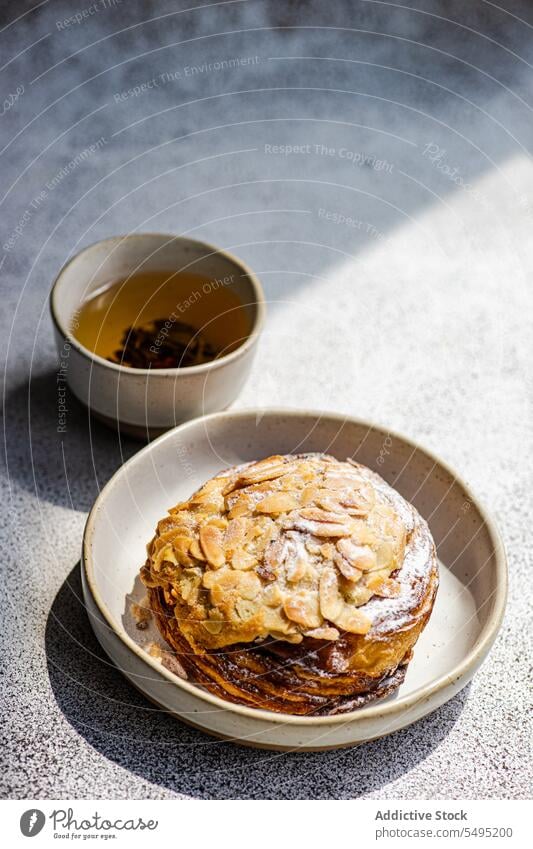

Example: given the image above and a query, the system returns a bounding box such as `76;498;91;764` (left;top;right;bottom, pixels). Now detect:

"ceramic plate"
82;410;507;750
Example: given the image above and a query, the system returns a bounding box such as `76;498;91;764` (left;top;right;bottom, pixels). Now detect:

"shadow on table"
3;370;141;511
46;562;469;800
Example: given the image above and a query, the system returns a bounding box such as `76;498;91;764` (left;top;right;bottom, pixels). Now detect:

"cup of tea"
50;233;265;438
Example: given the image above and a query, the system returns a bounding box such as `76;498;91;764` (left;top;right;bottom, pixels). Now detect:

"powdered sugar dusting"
353;462;437;635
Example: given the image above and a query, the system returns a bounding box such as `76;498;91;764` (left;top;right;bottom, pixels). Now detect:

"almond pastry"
140;453;438;715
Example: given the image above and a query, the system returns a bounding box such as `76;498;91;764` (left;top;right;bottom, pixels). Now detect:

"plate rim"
82;407;508;727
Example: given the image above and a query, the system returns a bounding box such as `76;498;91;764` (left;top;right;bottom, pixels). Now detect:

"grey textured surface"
1;0;532;799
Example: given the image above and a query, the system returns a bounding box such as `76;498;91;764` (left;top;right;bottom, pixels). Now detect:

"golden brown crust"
141;454;410;650
141;453;439;715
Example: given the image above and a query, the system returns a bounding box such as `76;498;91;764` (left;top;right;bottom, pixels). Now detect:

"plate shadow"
45;562;470;799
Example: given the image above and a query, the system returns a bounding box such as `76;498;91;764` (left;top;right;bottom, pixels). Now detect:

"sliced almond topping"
188;489;218;506
204;477;224;492
237;463;295;486
344;584;373;607
231;548;256;571
246;454;285;470
238;571;262;601
179;572;201;603
306;521;354;538
154;537;195;569
222;456;296;493
350;521;376;546
286;554;308;583
319;566;371;634
156;523;193;542
199;524;225;569
235;599;258;620
221;478;240;497
283;592;321;629
334;606;372;635
270;631;303;644
260;538;284;581
376;541;394;568
152;543;178;570
256;492;300;514
337;539;377;571
173;536;195;562
208;517;228;530
147;452;406;649
284;510;354;538
365;575;401;598
263;583;284;607
304;626;340;641
202;611;224;634
189;539;205;561
203;569;260;607
257;562;276;582
201;570;217;589
267;534;312;583
364;567;389;584
253;517;278;552
323;473;362;490
334;551;363;583
341;501;373;517
319;567;344;621
301;486;321;506
224;517;247;554
244;521;264;543
299;506;348;523
227;495;252;518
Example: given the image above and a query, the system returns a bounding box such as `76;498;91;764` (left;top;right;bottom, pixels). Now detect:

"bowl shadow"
4;370;142;512
46;562;470;800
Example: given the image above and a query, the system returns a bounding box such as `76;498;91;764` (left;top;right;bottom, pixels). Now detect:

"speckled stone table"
1;0;531;799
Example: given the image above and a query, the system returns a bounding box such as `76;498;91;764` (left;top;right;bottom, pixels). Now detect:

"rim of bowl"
50;233;266;376
82;408;508;726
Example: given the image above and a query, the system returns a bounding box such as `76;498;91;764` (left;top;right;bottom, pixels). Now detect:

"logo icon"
20;810;45;837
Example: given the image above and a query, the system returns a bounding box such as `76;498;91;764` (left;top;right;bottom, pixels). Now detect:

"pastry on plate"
140;453;438;715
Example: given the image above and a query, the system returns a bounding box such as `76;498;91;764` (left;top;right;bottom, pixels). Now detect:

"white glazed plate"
82;410;507;751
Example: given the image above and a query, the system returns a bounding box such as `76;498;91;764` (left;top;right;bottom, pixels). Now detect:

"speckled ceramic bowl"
50;234;265;439
82;410;507;750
